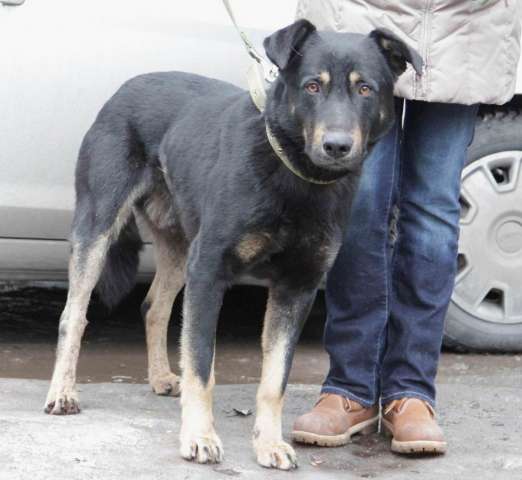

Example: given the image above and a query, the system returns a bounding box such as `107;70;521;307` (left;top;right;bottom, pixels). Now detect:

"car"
1;0;521;352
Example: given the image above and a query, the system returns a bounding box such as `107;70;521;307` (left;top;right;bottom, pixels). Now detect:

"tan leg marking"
113;184;148;237
45;233;110;414
235;232;271;263
179;294;223;463
318;238;342;271
46;185;143;415
253;294;297;470
143;225;186;397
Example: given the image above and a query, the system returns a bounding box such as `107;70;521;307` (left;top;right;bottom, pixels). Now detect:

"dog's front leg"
179;247;226;464
253;286;317;470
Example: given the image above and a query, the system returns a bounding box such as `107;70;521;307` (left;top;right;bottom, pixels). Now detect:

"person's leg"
320;100;403;406
381;100;479;406
292;101;403;446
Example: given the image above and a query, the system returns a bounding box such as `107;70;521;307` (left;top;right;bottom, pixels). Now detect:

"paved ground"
1;285;522;479
1;379;522;480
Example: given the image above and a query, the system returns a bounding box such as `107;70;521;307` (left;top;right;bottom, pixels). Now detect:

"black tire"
443;109;522;352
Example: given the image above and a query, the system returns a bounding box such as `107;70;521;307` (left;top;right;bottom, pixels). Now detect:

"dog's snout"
322;132;353;159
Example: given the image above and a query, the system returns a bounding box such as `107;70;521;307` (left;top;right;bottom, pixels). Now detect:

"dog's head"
264;20;422;177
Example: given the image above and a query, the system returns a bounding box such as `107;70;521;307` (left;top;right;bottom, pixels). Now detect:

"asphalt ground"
1;284;521;479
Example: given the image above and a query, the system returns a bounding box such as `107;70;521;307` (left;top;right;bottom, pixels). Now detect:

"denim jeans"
322;99;478;407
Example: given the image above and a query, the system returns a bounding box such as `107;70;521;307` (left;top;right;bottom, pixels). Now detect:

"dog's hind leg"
178;239;227;464
253;286;317;470
141;226;187;397
45;139;145;415
44;231;111;414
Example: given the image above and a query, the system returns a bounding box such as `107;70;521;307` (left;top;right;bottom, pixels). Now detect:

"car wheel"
444;110;522;352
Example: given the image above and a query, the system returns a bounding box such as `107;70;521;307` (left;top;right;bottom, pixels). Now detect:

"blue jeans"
322;99;478;407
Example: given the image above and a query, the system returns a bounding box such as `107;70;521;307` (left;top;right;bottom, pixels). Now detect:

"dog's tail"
95;214;143;309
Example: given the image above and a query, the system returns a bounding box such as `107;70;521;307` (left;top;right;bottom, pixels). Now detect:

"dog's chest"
233;223;341;283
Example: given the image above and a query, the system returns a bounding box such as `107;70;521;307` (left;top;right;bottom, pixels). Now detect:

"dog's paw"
254;440;298;470
44;390;81;415
180;430;224;464
150;372;181;397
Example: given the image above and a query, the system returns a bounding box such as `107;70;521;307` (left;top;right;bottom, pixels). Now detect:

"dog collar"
247;63;337;185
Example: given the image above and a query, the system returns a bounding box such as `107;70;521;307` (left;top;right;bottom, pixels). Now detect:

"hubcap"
454;151;522;325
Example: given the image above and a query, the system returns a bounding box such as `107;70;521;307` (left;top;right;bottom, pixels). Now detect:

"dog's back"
81;71;242;169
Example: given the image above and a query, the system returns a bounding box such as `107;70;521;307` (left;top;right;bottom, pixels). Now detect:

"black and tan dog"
45;20;421;469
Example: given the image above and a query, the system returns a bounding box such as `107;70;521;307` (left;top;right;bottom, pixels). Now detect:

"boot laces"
384;398;436;417
315;393;353;412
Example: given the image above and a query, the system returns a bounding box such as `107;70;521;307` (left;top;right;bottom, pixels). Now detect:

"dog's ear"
370;28;423;77
263;19;316;71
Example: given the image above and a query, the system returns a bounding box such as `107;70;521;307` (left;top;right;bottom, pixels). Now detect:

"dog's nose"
322;132;353;159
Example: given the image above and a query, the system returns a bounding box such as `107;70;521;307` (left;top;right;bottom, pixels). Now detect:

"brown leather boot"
382;398;447;454
292;393;379;446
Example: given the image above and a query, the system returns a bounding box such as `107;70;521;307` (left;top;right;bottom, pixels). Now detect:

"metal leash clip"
222;0;279;87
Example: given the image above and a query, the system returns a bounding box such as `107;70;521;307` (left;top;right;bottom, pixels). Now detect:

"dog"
44;19;421;469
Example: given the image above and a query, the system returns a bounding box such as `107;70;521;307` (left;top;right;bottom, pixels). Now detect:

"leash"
222;0;337;185
222;0;275;111
222;0;278;83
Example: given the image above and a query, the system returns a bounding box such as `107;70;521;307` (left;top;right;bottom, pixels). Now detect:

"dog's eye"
305;81;321;94
359;84;372;96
